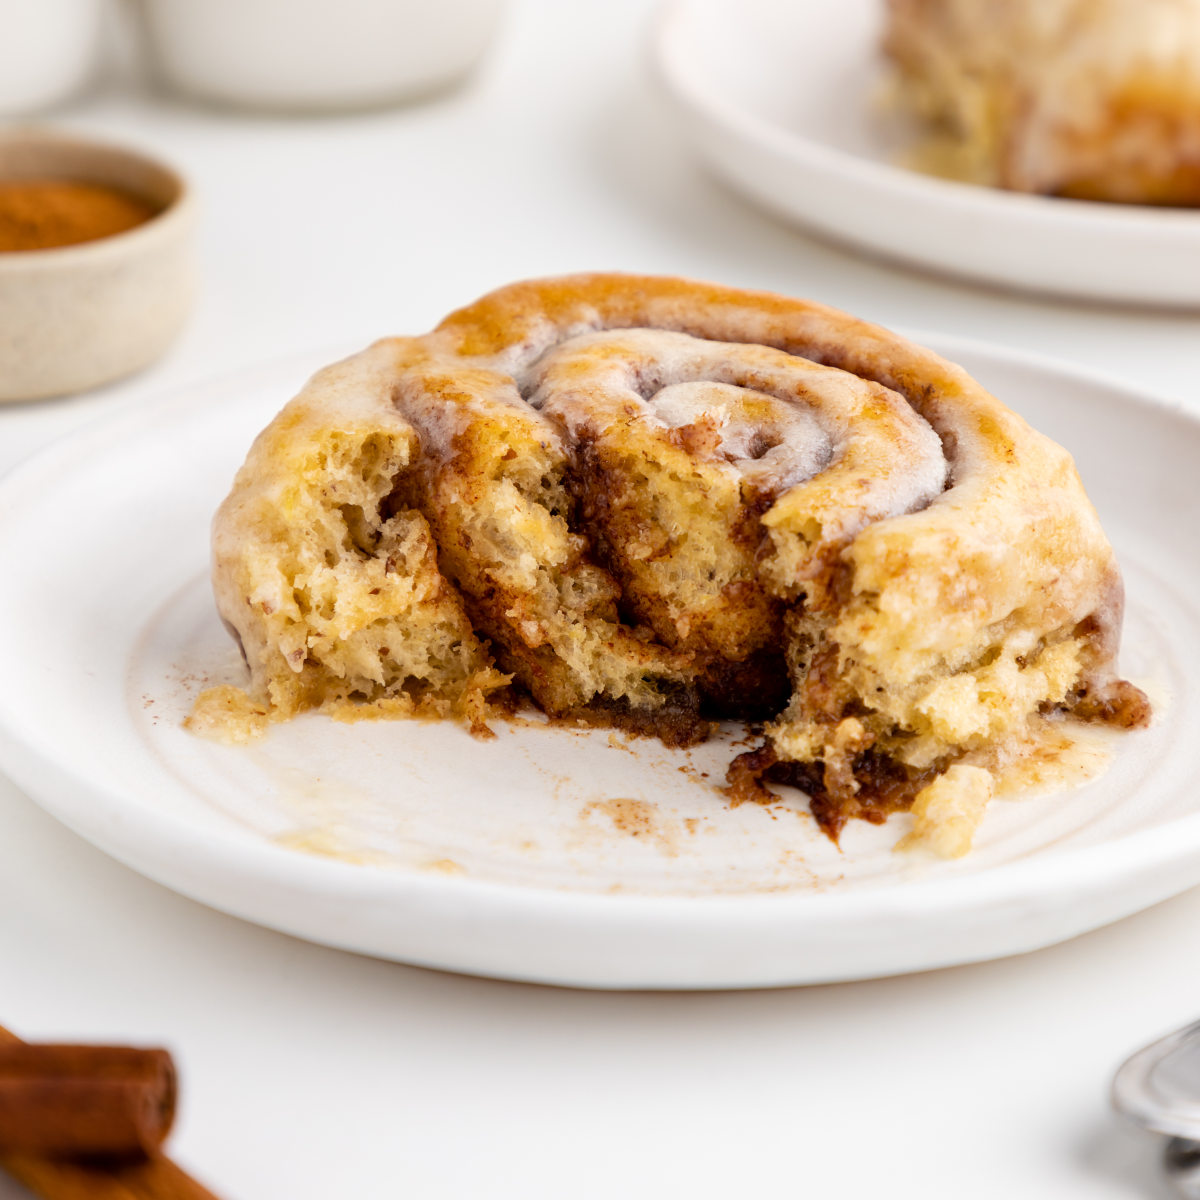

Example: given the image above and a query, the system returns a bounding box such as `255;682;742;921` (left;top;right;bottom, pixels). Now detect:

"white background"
3;1;1200;1196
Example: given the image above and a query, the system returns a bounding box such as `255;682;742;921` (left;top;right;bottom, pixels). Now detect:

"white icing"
649;380;831;491
523;327;946;528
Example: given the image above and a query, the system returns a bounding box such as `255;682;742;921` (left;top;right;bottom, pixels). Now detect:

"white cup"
0;0;102;114
133;0;507;113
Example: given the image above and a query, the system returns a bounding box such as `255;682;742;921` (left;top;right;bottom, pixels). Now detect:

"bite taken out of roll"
193;274;1150;855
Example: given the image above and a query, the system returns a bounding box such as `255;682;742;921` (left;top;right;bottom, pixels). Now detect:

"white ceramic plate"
0;342;1195;990
653;0;1200;306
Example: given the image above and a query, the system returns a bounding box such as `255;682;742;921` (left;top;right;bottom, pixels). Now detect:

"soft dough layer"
201;274;1149;850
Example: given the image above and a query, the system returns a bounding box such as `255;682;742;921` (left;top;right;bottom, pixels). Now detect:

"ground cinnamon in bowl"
0;130;194;402
0;180;158;252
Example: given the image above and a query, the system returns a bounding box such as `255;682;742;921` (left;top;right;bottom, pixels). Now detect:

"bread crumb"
895;764;993;858
424;858;465;875
185;685;270;744
580;796;678;855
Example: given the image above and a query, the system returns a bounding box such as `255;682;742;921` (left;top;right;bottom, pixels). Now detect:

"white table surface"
3;2;1200;1197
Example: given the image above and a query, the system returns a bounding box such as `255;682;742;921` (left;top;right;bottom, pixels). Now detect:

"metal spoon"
1113;1020;1200;1197
1165;1138;1200;1199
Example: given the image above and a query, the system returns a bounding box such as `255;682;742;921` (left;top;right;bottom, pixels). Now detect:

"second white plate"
654;0;1200;305
0;340;1196;988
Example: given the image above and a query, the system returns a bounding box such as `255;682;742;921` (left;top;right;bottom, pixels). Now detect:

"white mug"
0;0;102;114
133;0;508;113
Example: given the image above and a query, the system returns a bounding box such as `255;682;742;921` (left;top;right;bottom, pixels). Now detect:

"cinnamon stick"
0;1153;223;1200
0;1026;221;1200
0;1043;176;1155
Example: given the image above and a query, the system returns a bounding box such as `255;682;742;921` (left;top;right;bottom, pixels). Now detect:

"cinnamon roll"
197;274;1149;853
884;0;1200;204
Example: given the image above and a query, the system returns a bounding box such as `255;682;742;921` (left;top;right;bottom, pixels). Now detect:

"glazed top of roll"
368;274;1110;652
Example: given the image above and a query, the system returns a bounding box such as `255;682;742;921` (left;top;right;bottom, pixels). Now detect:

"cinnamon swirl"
197;275;1149;854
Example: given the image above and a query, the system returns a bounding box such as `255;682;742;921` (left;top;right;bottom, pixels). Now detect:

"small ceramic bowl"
132;0;506;113
0;129;196;403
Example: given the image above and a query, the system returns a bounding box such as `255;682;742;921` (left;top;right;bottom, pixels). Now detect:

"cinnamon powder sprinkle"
0;180;158;252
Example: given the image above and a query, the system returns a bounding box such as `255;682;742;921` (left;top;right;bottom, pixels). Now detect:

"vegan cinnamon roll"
884;0;1200;204
195;274;1149;854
